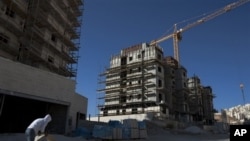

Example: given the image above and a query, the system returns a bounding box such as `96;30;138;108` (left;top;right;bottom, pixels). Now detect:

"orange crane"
150;0;250;66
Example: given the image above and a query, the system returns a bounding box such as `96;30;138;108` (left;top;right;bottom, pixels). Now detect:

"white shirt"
27;114;52;135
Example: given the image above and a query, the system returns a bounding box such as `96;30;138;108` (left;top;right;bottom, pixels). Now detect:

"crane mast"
150;0;250;66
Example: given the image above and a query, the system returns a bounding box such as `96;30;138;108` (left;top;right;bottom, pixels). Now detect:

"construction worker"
25;114;52;141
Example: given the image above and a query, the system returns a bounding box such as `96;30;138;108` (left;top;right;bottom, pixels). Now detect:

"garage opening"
0;94;68;134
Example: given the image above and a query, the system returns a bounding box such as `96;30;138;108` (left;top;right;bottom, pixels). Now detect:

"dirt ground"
0;132;229;141
0;121;230;141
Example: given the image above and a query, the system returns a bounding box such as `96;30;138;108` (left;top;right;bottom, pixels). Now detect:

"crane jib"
150;0;250;66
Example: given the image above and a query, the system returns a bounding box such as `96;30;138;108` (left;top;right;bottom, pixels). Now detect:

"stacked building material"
109;120;123;140
92;125;113;139
122;119;139;139
138;121;148;138
92;119;147;140
113;127;123;140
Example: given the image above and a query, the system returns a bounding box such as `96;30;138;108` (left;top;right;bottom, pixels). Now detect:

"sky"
76;0;250;117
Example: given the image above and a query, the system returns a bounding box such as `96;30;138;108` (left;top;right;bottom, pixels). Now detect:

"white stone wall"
0;57;87;131
90;113;155;122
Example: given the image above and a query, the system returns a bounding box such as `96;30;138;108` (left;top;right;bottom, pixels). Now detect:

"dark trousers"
25;128;35;141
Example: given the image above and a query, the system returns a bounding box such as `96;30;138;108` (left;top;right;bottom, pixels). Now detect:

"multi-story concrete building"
164;56;190;122
202;86;215;124
98;43;169;119
96;43;214;123
0;0;87;134
187;76;215;124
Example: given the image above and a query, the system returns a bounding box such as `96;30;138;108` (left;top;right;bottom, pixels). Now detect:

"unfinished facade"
98;43;169;118
0;0;81;77
0;0;87;134
164;56;190;122
187;76;215;124
97;43;214;124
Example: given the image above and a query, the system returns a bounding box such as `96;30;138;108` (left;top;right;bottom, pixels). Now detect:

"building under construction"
97;43;214;124
0;0;87;134
187;76;215;124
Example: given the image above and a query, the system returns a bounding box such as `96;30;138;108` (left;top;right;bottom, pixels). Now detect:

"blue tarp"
72;127;92;139
108;120;122;128
123;119;138;128
122;126;131;140
138;121;147;129
92;125;113;139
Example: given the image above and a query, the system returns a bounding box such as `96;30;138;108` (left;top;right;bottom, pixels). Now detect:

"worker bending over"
25;114;52;141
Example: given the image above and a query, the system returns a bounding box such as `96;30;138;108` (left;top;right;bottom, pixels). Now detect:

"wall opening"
0;94;68;134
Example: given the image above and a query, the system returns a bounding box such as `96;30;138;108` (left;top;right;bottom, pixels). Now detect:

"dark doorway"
0;94;68;134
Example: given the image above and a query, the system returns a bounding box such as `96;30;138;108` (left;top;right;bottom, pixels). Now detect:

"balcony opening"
51;34;57;42
48;55;54;64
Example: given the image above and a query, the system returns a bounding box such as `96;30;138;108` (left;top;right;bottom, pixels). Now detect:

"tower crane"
150;0;250;66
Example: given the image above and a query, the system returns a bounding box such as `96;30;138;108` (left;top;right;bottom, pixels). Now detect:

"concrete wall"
0;57;87;132
90;113;155;122
0;57;74;101
68;92;88;131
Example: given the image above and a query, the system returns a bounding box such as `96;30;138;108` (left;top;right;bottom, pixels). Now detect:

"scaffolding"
96;43;215;123
0;0;83;79
97;43;169;117
187;75;215;123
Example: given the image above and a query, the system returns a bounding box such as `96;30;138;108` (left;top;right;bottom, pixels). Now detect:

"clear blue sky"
76;0;250;117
